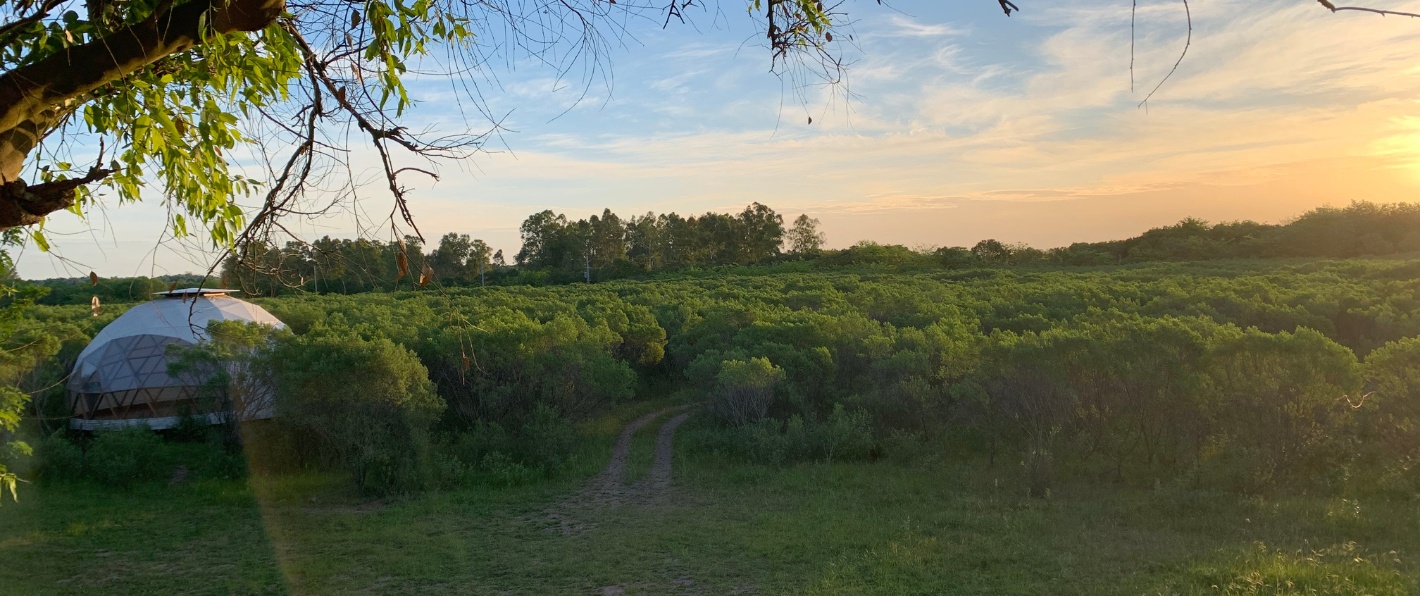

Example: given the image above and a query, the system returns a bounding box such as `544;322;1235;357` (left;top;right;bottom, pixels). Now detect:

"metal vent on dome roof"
152;287;241;298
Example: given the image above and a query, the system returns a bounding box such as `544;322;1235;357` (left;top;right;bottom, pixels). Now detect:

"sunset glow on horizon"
16;0;1420;278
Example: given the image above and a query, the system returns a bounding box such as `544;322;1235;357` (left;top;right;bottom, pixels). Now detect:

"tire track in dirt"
639;411;693;496
586;407;677;502
540;405;695;536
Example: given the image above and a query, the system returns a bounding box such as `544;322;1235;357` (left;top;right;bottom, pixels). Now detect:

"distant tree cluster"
203;203;817;295
515;203;795;278
1050;202;1420;264
24;200;1420;302
32;274;216;306
219;236;442;296
823;201;1420;270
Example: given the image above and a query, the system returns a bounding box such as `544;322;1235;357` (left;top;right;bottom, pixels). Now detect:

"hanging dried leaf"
350;9;361;28
461;350;471;370
396;251;409;280
89;271;98;286
808;115;813;125
169;282;177;293
90;295;100;317
419;263;434;288
825;31;833;42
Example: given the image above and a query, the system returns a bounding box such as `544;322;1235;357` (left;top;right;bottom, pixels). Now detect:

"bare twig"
1130;0;1137;92
1138;0;1191;108
1325;4;1420;18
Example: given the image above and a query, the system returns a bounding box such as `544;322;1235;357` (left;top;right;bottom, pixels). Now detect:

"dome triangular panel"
67;292;285;430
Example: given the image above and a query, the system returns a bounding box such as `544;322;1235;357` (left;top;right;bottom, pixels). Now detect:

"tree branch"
0;0;285;145
1321;1;1420;19
0;163;115;227
0;0;67;50
1138;0;1190;108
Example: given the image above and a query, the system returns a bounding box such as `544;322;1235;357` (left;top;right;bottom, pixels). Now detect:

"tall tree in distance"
625;212;665;271
516;210;569;269
468;239;493;285
587;209;627;268
738;203;785;264
786;214;827;255
429;233;475;282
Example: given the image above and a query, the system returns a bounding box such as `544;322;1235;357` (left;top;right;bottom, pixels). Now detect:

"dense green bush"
262;326;444;496
87;428;167;487
1202;327;1363;492
958;316;1368;494
31;430;247;486
690;405;874;466
436;404;582;485
31;432;84;483
1358;337;1420;494
706;357;783;426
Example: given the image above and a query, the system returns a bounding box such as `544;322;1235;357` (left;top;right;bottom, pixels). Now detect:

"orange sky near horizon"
14;0;1420;278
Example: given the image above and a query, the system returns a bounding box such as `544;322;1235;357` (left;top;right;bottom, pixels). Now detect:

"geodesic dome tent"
66;288;285;431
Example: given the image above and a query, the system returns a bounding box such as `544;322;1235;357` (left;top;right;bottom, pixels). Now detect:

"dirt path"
642;411;693;494
551;406;704;593
541;405;695;535
586;407;677;501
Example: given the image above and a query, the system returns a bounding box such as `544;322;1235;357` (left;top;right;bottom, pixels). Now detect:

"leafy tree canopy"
0;0;851;248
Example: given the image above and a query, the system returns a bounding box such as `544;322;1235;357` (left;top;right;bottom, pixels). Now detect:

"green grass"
3;450;1419;594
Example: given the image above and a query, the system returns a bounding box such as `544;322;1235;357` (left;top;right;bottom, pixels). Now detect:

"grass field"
3;412;1419;595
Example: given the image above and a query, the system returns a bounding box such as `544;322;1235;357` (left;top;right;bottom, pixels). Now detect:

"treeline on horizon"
23;200;1420;304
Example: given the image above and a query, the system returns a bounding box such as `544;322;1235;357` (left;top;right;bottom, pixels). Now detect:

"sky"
15;0;1420;278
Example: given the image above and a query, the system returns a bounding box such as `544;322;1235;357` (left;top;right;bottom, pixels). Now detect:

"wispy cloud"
21;0;1420;276
883;14;971;38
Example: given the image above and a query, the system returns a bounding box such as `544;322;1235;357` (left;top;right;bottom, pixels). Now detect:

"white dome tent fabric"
67;288;285;431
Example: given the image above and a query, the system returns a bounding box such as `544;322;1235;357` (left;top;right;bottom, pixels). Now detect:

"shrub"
710;357;784;426
193;442;248;480
1203;328;1363;492
1357;337;1420;494
421;311;638;432
434;404;583;486
262;327;445;496
817;404;874;463
696;405;875;466
32;432;84;483
515;404;581;470
881;429;931;463
87;428;167;487
477;452;539;487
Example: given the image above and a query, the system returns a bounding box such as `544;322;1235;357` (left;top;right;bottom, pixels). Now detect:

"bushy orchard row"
11;257;1420;496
